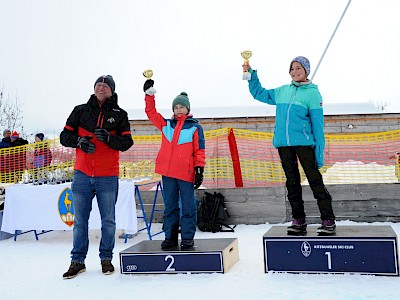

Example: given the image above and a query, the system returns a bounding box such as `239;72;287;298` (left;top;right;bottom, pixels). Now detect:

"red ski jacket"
145;94;206;183
60;94;133;177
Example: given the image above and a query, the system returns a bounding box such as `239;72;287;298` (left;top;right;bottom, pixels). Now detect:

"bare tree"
370;99;389;111
0;85;24;131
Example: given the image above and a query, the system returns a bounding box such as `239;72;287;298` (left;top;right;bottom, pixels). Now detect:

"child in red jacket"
144;79;206;250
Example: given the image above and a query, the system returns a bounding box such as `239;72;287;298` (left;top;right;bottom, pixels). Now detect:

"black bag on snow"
197;192;235;232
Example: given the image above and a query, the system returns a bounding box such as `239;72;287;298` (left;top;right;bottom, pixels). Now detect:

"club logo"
301;241;311;257
58;187;75;227
107;117;115;123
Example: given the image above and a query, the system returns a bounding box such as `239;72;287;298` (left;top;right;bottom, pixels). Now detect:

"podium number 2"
325;252;332;269
165;255;176;271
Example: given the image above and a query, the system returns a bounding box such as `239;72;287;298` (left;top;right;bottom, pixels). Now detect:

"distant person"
243;56;336;236
7;131;28;182
33;133;52;168
0;129;12;175
9;131;28;147
0;129;11;148
60;75;133;279
143;79;206;250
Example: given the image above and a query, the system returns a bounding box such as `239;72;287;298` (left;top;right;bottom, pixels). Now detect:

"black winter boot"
161;239;178;250
62;262;86;279
161;223;179;250
101;260;115;275
180;239;194;250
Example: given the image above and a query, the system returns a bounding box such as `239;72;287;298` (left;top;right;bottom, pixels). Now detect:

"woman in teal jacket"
243;56;336;236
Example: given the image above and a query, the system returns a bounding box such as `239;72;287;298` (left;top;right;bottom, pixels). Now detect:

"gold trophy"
143;69;156;95
143;69;153;79
241;50;252;80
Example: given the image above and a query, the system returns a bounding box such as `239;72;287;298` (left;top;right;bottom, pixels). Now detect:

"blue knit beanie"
290;56;310;77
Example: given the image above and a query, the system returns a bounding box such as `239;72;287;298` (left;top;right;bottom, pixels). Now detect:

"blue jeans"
70;170;119;263
162;176;197;240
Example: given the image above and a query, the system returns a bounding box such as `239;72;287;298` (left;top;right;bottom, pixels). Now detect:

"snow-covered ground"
1;221;400;300
303;160;399;185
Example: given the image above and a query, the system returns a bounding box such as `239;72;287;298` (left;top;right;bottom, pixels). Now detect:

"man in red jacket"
144;79;206;250
60;75;133;279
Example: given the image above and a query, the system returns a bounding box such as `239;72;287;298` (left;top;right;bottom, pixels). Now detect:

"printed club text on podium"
120;238;238;274
263;225;399;276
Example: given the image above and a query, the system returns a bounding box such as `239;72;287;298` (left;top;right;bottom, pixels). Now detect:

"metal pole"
311;0;352;81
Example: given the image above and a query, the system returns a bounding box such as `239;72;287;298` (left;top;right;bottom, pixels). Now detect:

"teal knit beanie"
172;92;190;112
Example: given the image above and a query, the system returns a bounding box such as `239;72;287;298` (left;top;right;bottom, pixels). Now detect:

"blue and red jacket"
145;94;206;183
60;93;133;177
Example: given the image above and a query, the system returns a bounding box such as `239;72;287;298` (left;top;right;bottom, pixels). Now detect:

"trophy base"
242;72;251;80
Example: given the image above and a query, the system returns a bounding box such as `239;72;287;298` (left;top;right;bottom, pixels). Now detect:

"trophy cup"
65;167;73;182
143;69;153;79
143;69;156;95
241;50;252;80
22;170;30;184
34;171;46;185
55;168;66;184
45;170;55;185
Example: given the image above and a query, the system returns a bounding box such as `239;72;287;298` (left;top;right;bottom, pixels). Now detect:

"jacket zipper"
92;111;104;176
166;116;185;176
97;111;104;128
286;87;298;145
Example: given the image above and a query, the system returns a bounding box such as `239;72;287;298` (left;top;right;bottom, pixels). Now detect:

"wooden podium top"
264;225;397;238
121;238;238;253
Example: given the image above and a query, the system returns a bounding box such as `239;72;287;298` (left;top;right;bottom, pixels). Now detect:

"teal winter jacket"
248;70;325;168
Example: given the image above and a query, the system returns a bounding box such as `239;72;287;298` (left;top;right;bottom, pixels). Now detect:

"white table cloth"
1;180;138;234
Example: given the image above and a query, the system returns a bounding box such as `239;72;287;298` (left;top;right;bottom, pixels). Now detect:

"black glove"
143;79;154;92
94;126;110;143
77;136;96;154
194;166;204;189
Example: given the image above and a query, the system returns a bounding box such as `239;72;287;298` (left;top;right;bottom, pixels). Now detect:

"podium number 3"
165;255;176;271
325;252;332;269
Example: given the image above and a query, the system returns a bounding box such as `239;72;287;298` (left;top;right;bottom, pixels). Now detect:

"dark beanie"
94;75;115;94
172;92;190;112
35;133;44;141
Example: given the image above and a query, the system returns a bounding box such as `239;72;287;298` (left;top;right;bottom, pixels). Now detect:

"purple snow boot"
317;219;336;236
287;218;307;236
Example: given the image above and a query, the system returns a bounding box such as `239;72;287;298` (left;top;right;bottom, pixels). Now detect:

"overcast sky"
1;0;399;136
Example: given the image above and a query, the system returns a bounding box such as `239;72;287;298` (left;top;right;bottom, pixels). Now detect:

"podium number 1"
165;255;176;271
325;252;332;269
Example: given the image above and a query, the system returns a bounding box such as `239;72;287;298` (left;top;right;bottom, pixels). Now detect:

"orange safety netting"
0;128;399;188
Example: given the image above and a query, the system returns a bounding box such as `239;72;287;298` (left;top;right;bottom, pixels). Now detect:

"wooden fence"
137;183;400;225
